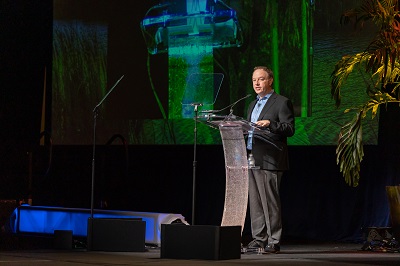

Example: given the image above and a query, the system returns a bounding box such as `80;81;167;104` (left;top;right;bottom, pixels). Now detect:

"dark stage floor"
1;236;399;266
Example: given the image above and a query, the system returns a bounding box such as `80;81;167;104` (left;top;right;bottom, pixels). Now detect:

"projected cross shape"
141;0;243;118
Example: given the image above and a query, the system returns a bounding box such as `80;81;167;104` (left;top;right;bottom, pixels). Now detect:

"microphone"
200;94;252;114
93;75;124;113
229;94;251;114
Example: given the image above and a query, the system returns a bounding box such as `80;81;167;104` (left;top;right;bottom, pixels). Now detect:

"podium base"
161;224;241;260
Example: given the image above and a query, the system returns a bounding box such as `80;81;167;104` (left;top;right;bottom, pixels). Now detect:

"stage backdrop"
2;0;397;244
51;0;379;145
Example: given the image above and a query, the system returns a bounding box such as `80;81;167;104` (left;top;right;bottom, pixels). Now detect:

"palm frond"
331;53;371;107
332;0;400;186
373;60;400;91
336;111;364;187
336;92;399;186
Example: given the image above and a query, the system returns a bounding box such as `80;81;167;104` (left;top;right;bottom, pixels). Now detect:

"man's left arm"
268;98;295;137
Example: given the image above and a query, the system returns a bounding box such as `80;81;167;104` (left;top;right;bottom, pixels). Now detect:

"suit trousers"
248;168;282;247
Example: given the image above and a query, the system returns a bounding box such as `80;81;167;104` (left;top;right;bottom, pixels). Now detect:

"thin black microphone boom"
200;94;252;114
229;94;252;114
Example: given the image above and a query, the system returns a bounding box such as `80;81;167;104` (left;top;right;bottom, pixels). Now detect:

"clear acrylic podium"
199;114;261;232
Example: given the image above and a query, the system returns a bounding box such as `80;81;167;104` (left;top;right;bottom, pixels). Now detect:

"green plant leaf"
331;0;400;186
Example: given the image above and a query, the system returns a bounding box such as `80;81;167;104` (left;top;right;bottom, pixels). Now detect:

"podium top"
197;114;261;133
197;114;282;150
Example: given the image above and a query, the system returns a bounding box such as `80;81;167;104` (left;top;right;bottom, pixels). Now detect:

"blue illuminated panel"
10;206;188;246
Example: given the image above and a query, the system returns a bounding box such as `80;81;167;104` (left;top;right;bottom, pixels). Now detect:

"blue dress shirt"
247;92;273;150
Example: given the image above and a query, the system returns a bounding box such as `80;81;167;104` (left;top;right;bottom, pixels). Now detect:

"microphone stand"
88;75;124;250
90;74;124;218
190;102;202;225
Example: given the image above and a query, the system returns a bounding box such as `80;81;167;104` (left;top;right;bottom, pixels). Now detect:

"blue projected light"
140;0;243;54
10;206;188;246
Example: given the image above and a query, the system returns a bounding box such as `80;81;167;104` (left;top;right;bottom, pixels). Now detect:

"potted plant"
330;0;400;240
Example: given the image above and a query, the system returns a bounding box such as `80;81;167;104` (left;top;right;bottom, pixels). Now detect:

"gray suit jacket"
246;92;295;171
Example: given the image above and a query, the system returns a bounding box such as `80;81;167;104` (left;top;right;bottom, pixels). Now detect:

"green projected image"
52;0;379;145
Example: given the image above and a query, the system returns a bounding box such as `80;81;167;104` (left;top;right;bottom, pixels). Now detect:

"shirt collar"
257;90;274;101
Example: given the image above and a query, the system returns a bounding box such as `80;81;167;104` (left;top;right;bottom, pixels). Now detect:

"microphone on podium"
229;94;252;114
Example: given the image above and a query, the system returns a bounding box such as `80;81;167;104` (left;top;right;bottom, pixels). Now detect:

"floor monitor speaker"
161;224;241;260
87;218;146;252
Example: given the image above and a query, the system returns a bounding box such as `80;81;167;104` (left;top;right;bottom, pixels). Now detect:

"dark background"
1;0;400;243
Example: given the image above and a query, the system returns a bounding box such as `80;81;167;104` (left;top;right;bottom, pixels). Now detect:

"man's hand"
256;120;270;127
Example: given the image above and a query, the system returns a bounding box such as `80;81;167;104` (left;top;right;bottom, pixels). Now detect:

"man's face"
252;69;273;97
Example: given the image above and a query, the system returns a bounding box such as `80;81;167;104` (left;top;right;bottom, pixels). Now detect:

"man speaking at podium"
245;66;295;254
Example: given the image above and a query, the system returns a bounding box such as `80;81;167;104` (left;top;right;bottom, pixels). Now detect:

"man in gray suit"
245;66;295;254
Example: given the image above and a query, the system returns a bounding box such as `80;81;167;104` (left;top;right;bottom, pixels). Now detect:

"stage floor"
1;239;399;265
